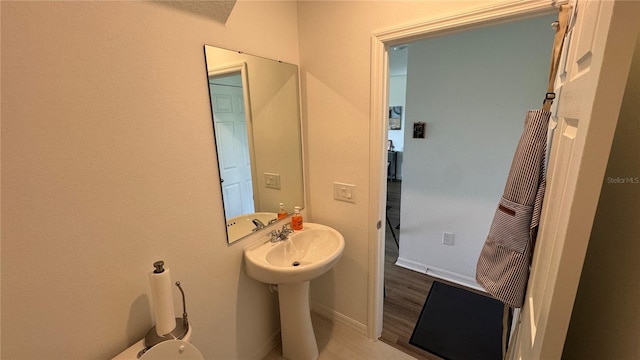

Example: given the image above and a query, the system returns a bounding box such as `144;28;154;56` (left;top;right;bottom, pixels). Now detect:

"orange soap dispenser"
277;202;288;220
291;206;303;230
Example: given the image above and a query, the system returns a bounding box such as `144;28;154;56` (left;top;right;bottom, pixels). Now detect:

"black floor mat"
409;281;507;360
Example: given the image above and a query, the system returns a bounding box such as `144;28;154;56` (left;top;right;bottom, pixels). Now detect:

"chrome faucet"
270;223;294;242
252;218;266;232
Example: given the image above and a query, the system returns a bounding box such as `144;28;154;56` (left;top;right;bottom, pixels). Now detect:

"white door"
210;75;255;219
513;0;639;358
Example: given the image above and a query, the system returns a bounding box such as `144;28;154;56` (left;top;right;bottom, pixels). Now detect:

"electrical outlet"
333;182;356;203
264;173;281;190
443;232;455;245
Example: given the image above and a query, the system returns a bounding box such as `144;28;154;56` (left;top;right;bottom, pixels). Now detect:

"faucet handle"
280;223;295;238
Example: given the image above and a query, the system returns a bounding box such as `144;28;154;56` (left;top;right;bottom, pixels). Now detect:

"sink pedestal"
278;281;318;360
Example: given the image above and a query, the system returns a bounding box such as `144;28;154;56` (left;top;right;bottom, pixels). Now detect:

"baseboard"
311;302;368;337
252;329;281;360
395;257;485;292
394;257;428;273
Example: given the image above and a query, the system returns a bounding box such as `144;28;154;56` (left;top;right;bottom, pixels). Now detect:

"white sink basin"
244;222;345;284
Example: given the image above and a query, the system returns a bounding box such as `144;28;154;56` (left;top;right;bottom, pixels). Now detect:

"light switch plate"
333;182;356;203
264;173;281;190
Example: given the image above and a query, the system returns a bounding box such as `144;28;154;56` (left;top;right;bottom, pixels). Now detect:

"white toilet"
112;327;204;360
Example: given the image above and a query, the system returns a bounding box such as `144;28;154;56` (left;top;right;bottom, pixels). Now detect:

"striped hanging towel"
475;109;549;308
476;4;571;308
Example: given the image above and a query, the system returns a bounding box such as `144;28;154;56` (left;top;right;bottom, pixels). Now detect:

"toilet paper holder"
144;280;190;349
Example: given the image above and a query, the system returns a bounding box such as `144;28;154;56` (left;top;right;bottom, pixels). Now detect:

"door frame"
367;0;565;340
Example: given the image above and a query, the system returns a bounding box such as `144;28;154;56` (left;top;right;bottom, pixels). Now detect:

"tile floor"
263;312;416;360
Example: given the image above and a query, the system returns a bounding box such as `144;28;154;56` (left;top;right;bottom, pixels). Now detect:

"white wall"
562;32;640;360
1;1;299;358
397;14;556;287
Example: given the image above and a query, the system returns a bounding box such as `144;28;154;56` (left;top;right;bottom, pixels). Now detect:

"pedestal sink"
244;223;345;360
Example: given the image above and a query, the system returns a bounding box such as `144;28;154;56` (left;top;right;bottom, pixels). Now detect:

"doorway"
370;2;639;358
380;43;436;358
370;3;555;358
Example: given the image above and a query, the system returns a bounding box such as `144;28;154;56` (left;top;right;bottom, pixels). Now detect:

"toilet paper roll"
149;267;176;336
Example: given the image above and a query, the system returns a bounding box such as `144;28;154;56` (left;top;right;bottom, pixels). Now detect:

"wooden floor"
380;180;444;360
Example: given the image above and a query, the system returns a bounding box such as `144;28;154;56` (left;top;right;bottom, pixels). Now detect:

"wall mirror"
204;45;304;244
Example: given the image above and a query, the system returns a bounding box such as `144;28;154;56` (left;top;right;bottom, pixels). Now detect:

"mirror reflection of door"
209;72;255;218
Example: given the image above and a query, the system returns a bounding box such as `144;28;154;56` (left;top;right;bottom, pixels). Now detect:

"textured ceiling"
153;1;237;25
